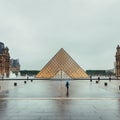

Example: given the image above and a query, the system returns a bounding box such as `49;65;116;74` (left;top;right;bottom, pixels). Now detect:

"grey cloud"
0;0;120;70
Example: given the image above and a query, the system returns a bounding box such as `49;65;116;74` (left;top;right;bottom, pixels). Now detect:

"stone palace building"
115;45;120;77
0;42;10;77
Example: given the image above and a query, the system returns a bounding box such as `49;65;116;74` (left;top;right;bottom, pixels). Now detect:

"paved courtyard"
0;79;120;120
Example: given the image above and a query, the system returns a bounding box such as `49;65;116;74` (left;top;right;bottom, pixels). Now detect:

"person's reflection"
66;90;69;97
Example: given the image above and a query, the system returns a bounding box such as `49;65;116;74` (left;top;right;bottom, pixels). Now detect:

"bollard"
109;77;111;81
104;82;107;86
24;81;27;84
96;81;98;83
14;83;17;86
98;77;100;80
90;75;92;82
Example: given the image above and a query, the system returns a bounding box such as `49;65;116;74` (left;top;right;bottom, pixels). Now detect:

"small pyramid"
53;70;71;79
36;48;89;79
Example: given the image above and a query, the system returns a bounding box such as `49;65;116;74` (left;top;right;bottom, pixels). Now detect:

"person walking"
66;80;70;96
66;80;70;92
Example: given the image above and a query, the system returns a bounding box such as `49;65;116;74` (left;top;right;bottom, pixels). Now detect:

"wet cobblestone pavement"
0;80;120;120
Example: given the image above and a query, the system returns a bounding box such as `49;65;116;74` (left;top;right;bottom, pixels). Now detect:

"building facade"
10;59;20;75
0;42;10;77
115;45;120;77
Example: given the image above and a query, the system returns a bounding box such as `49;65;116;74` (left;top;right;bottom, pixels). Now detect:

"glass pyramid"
36;48;89;79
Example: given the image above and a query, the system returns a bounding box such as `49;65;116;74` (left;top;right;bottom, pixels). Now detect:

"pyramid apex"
60;48;64;50
58;48;65;52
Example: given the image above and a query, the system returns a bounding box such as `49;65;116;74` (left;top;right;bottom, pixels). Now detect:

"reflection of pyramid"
36;48;89;79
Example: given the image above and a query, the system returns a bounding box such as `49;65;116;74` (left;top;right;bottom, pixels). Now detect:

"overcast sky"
0;0;120;70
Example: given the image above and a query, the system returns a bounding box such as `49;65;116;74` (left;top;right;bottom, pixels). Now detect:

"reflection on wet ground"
0;80;120;120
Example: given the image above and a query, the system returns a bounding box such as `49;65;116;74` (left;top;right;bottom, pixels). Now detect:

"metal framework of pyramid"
36;48;89;79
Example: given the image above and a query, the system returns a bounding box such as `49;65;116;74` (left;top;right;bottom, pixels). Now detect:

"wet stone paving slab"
0;80;120;120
